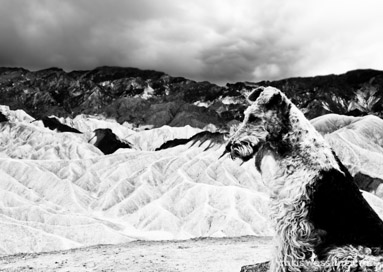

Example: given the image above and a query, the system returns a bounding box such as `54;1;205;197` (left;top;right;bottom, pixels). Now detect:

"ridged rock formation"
1;104;383;256
312;114;383;198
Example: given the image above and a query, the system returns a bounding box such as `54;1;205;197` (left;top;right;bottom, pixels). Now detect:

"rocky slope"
257;69;383;119
0;66;230;129
1;105;383;256
312;114;383;198
0;106;270;256
1;66;383;130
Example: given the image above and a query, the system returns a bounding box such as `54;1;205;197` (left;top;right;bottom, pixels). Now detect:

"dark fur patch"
264;92;283;110
308;167;383;257
247;114;261;123
248;86;265;102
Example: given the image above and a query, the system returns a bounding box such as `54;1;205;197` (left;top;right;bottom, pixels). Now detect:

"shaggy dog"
225;87;383;272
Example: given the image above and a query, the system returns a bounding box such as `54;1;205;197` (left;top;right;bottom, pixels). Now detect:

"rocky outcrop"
0;111;7;122
354;172;383;199
89;128;133;154
35;117;82;133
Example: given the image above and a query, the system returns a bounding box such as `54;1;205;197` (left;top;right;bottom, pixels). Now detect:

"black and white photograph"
1;0;383;271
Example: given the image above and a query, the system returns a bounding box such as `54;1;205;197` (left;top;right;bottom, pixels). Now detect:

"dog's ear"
257;88;292;143
248;86;265;102
264;92;284;110
248;87;285;111
252;87;287;113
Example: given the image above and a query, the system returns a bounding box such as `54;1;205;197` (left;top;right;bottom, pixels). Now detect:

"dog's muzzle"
220;140;261;162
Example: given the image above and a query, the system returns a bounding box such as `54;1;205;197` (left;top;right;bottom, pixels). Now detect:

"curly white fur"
226;87;383;272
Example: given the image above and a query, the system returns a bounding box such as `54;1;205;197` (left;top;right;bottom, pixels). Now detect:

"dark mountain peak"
343;69;383;84
35;67;65;74
32;67;68;80
257;69;383;87
0;67;29;75
82;66;166;82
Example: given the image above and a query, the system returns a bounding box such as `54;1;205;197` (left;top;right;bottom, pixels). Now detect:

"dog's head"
223;86;292;169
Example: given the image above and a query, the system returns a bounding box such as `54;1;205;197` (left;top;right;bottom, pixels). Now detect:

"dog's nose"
229;141;244;159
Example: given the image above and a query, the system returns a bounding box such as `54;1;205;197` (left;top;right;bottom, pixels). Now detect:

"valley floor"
0;236;272;272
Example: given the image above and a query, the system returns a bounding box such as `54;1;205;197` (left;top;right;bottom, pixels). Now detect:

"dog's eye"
248;114;260;123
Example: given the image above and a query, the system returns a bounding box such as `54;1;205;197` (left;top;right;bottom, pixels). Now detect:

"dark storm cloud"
198;35;301;84
0;0;382;84
0;0;182;69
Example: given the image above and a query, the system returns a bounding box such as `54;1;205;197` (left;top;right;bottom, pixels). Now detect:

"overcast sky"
1;0;382;85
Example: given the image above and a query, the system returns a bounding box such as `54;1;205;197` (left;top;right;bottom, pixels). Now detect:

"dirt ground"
0;236;272;272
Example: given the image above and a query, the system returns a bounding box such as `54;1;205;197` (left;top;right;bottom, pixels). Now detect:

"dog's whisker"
218;149;229;160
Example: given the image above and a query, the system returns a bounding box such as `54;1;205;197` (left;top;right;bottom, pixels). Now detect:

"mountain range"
1;66;383;129
1;66;383;256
